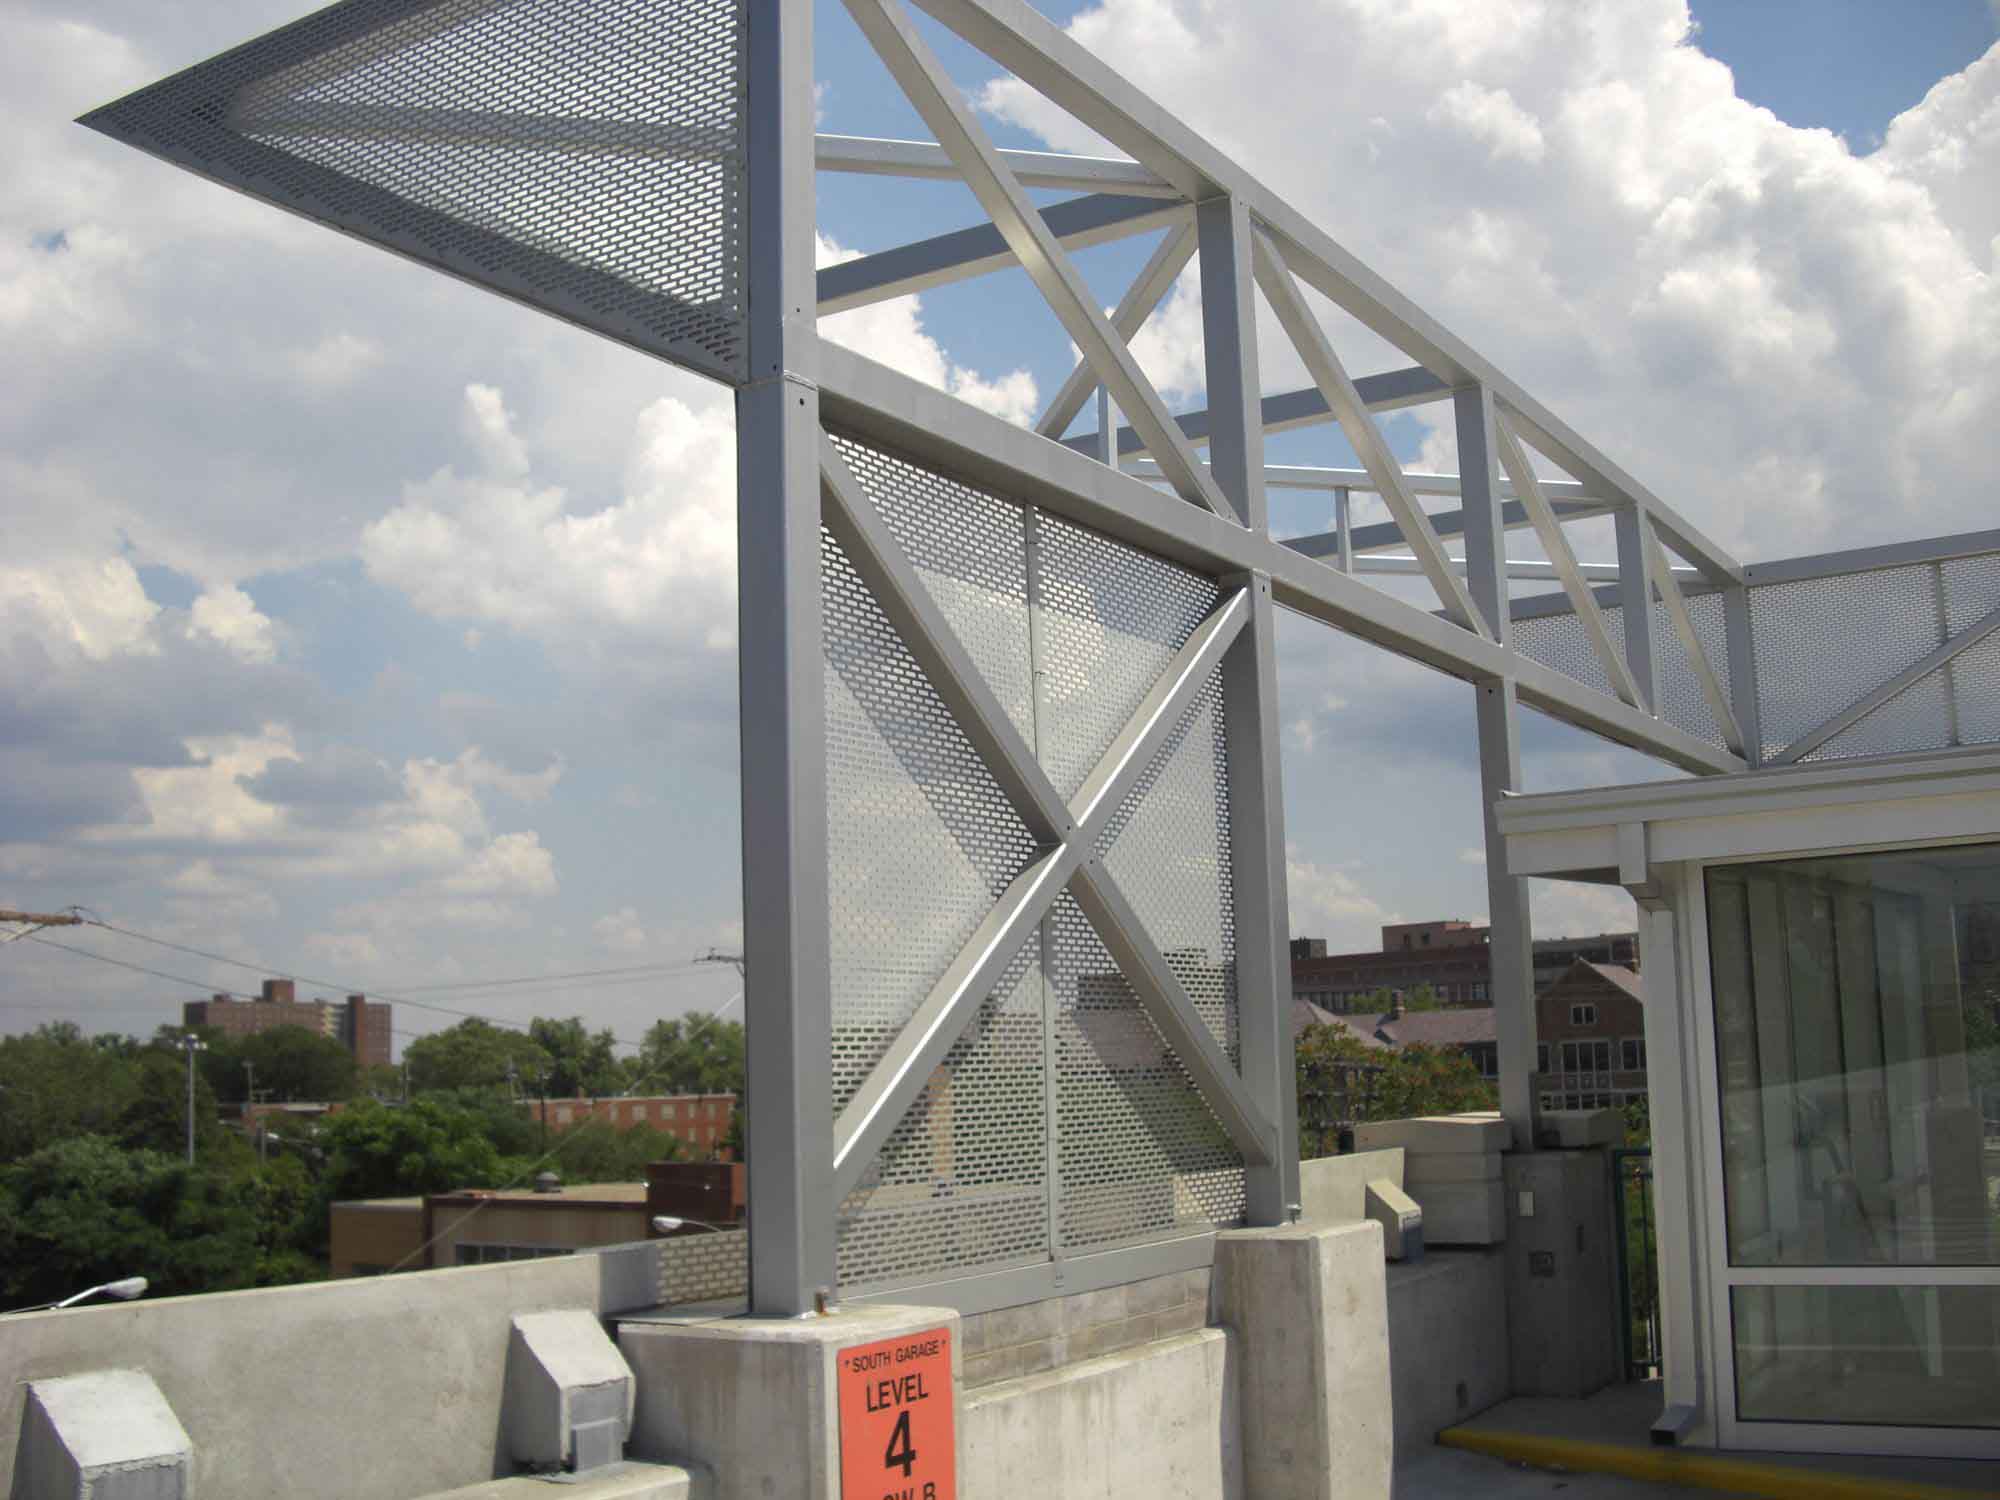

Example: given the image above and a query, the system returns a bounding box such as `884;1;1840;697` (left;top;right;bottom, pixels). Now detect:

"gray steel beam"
817;343;1745;776
1493;415;1641;706
1064;368;1453;460
845;0;1231;518
1198;196;1264;530
814;133;1180;197
819;437;1071;840
1069;862;1275;1167
1643;517;1746;755
1038;218;1196;440
1252;226;1488;637
1457;385;1537;1148
1723;585;1763;767
737;0;833;1319
899;0;1740;585
816;193;1181;315
1217;574;1301;1223
1615;509;1660;715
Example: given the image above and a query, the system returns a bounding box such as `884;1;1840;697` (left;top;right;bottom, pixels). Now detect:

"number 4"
884;1409;917;1478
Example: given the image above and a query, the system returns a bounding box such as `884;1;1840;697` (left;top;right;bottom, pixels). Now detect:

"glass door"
1700;843;2000;1457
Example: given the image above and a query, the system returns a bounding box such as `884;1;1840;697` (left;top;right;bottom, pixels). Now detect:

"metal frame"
1501;762;2000;1460
80;0;2000;1323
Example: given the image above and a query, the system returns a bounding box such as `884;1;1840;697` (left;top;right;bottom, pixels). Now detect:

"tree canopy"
401;1018;551;1094
632;1012;744;1096
1294;1022;1497;1157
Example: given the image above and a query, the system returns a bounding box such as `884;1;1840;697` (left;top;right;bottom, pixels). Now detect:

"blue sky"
2;0;1996;1054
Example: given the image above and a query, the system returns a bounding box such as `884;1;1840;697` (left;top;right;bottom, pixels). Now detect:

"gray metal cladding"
81;0;748;380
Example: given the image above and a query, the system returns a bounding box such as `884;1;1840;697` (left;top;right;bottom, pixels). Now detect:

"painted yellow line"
1438;1427;1994;1500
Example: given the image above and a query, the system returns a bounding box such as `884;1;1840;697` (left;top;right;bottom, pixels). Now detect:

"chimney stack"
261;978;296;1004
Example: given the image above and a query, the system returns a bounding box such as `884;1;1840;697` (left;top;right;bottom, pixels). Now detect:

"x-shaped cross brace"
821;438;1278;1204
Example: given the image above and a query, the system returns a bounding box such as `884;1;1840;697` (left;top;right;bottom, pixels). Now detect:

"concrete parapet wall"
619;1304;959;1500
959;1268;1210;1387
0;1256;603;1500
1297;1149;1404;1227
1384;1250;1509;1460
1213;1221;1391;1500
958;1328;1239;1500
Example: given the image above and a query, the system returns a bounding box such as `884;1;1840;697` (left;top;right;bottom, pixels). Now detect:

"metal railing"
1611;1147;1660;1382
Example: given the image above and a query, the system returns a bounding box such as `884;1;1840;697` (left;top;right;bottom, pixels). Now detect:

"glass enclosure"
1706;844;2000;1430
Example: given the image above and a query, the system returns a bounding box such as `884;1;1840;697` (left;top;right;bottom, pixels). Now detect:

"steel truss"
80;0;1998;1318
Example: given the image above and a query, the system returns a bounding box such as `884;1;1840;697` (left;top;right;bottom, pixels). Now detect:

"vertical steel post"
1721;583;1761;767
1457;385;1538;1147
1616;509;1660;715
1204;194;1297;1221
1334;487;1353;575
739;0;835;1317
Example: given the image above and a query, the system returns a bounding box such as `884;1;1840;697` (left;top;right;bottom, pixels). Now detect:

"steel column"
1459;385;1538;1147
1615;509;1660;715
738;0;835;1317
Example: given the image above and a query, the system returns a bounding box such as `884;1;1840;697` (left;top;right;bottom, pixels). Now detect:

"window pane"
1707;845;2000;1267
1732;1285;2000;1428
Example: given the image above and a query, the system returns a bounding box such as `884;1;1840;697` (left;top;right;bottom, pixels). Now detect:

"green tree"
116;1050;226;1159
314;1098;508;1205
1294;1023;1498;1157
0;1024;144;1161
232;1025;358;1102
632;1012;745;1096
402;1019;551;1094
0;1137;262;1304
528;1016;622;1099
546;1119;683;1184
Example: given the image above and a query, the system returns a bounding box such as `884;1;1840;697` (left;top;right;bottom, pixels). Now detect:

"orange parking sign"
836;1326;955;1500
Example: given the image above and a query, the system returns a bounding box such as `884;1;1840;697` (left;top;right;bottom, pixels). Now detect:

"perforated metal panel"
1650;592;1732;747
822;426;1247;1294
1749;564;1944;762
1511;606;1617;703
81;0;747;380
1034;513;1224;800
1950;630;2000;745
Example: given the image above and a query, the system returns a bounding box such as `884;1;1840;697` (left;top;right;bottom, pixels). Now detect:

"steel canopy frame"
89;0;1930;1321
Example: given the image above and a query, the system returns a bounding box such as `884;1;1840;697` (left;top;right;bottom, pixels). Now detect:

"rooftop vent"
532;1171;562;1195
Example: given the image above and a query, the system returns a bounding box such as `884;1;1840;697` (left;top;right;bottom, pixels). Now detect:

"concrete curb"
1437;1427;1991;1500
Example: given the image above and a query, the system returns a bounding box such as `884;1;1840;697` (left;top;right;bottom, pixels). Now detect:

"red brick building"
183;978;392;1068
1534;960;1648;1111
533;1093;737;1156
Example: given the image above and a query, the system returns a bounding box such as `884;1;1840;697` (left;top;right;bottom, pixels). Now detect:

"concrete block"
1353;1114;1510;1155
1384;1251;1509;1460
1365;1180;1423;1263
1503;1152;1619;1398
17;1370;191;1500
1402;1152;1503;1185
506;1310;636;1472
1213;1221;1391;1500
1536;1109;1624;1149
1407;1181;1506;1246
597;1241;665;1315
1297;1148;1404;1227
619;1304;958;1500
958;1329;1238;1500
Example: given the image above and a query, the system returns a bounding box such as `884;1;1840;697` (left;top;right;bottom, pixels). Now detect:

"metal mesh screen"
81;0;747;381
1511;606;1617;702
1749;563;1944;762
823;426;1247;1294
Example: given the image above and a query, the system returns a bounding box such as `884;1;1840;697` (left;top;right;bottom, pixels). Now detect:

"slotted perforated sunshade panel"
81;0;747;381
825;426;1246;1295
1511;594;1732;748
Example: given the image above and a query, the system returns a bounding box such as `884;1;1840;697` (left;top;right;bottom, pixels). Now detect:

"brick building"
183;978;392;1069
1533;960;1648;1111
1290;921;1639;1014
531;1093;737;1156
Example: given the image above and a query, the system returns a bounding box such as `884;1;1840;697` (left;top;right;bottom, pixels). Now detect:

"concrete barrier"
959;1328;1239;1500
0;1256;602;1500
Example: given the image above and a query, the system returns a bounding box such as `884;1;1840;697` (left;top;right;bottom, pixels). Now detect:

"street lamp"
5;1277;148;1314
650;1215;729;1235
178;1034;207;1165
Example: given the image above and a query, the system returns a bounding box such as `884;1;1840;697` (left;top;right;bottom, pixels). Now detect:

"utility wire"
76;919;715;1031
20;932;733;1057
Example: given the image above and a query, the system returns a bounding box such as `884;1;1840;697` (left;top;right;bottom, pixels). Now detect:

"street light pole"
179;1034;207;1165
